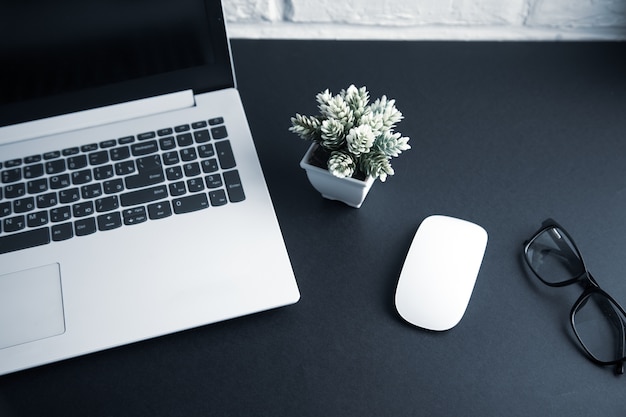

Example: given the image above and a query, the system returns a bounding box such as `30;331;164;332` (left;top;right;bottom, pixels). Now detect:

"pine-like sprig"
328;150;356;178
289;114;321;141
318;93;355;129
346;125;375;156
370;96;403;130
321;119;345;150
374;131;411;158
359;151;394;182
341;85;369;120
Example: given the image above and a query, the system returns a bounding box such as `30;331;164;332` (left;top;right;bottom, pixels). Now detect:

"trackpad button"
0;264;65;349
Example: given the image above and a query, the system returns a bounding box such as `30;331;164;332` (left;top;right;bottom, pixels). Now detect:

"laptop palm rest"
0;264;65;349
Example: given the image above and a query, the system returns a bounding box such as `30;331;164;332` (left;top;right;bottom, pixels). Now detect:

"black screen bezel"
0;0;234;127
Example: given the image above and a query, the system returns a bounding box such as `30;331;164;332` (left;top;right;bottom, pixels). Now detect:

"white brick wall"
224;0;626;40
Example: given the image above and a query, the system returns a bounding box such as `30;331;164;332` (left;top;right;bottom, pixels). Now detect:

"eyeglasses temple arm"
599;294;626;376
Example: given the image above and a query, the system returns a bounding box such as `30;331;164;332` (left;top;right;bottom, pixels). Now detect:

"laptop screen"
0;0;234;127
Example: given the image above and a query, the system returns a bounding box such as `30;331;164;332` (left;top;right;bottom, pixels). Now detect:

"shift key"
120;185;168;207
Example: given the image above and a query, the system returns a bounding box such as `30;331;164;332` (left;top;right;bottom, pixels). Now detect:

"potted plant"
290;85;411;208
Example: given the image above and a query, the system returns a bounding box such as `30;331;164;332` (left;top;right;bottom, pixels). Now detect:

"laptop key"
148;201;172;219
27;178;48;194
50;206;71;223
73;201;94;217
157;128;173;137
169;181;186;196
159;137;176;151
88;150;109;166
201;159;219;173
3;216;26;233
13;197;35;214
59;188;80;204
198;144;215;158
209;190;227;206
51;222;73;241
4;184;25;198
193;130;210;143
123;207;147;225
138;132;156;141
183;162;201;177
110;146;131;161
45;159;66;174
50;174;71;189
2;168;22;184
24;163;44;179
74;217;96;236
215;140;236;169
211;126;228;140
172;194;208;214
223;170;245;203
104;178;124;194
37;192;58;209
177;133;193;147
25;155;42;164
120;185;168;206
97;212;122;231
27;211;49;228
125;170;164;189
95;196;120;212
44;151;61;160
62;147;80;156
71;169;93;185
0;227;50;255
131;140;158;156
136;155;161;172
205;174;223;189
67;155;88;170
0;202;11;217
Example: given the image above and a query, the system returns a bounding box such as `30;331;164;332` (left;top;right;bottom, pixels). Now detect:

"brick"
526;0;626;27
224;0;284;22
288;0;527;26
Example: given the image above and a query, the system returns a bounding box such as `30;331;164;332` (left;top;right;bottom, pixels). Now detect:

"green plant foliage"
290;85;410;182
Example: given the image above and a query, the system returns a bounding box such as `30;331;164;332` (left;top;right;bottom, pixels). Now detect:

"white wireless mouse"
395;215;488;331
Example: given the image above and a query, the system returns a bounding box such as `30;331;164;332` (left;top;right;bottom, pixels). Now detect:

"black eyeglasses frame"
523;218;626;375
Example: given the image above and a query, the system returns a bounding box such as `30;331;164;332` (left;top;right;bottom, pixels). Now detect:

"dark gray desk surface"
2;40;626;416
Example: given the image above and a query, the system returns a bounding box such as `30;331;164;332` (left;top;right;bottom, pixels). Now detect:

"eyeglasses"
523;219;626;375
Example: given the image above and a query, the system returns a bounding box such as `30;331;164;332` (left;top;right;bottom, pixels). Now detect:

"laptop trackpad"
0;264;65;349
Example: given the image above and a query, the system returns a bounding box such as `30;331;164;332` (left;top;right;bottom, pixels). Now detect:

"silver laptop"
0;0;300;375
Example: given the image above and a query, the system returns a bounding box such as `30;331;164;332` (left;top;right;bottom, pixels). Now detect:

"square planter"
300;144;375;208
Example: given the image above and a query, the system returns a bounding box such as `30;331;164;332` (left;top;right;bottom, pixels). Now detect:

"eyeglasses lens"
526;227;585;284
573;292;626;363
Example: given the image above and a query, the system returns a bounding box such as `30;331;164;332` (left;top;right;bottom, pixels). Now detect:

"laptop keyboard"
0;117;245;255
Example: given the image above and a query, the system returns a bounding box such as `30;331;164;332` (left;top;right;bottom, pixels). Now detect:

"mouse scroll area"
395;215;488;331
0;263;66;349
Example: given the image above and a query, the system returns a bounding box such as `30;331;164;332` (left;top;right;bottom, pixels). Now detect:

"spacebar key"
120;185;168;207
0;227;51;255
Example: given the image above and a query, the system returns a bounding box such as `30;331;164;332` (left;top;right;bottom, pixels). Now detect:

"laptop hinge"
0;90;195;145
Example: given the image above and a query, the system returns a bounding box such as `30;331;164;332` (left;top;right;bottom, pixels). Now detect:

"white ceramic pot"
299;144;375;208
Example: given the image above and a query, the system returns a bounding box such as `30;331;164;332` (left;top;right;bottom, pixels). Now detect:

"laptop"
0;0;300;376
